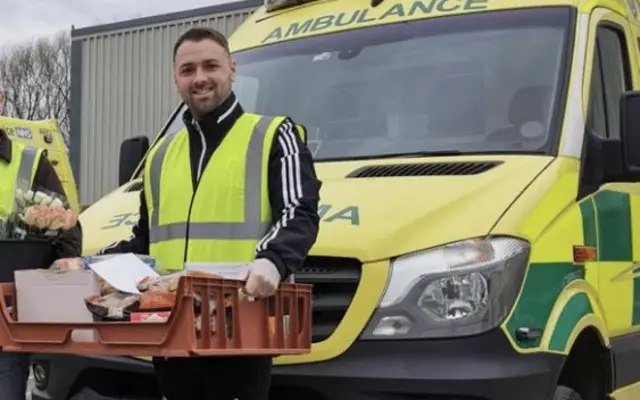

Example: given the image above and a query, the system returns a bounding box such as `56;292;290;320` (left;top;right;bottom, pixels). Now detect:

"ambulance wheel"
552;386;583;400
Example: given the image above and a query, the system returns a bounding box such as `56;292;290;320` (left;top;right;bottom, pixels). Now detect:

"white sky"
1;0;234;49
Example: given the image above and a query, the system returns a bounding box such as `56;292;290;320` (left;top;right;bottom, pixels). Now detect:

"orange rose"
63;209;78;230
37;207;54;229
20;205;40;227
28;205;53;229
47;206;69;230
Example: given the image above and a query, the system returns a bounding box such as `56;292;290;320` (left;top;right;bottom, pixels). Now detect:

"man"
98;27;321;400
0;128;83;400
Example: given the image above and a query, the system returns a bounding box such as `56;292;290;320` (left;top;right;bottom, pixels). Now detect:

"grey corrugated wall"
70;0;262;206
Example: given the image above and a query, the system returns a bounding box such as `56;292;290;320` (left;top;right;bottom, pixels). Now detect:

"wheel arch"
556;326;614;398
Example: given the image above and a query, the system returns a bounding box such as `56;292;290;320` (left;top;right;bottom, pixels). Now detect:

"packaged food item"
83;268;236;327
139;290;176;311
84;292;140;321
137;273;182;292
137;269;223;292
49;257;84;272
130;311;171;323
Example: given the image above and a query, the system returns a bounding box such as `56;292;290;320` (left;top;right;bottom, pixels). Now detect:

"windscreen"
166;7;572;160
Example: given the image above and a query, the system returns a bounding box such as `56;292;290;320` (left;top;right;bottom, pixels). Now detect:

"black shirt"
0;129;83;259
99;92;322;278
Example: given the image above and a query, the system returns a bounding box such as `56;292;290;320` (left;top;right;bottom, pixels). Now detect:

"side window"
588;25;631;139
589;44;607;136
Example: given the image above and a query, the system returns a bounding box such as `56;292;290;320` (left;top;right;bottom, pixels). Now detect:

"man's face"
173;39;236;119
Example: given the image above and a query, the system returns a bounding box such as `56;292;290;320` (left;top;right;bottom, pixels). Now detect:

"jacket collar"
0;129;11;163
182;91;243;134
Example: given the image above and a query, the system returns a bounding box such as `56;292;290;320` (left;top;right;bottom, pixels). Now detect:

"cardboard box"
14;269;101;342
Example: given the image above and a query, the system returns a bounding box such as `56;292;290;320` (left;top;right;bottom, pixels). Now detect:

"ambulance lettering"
319;204;360;226
262;0;488;43
101;205;361;229
101;212;140;229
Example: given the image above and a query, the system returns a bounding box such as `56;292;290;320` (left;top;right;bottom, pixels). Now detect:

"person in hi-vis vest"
0;128;82;400
98;27;321;400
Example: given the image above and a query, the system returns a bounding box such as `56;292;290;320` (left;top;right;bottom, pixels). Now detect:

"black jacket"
0;129;83;259
99;93;322;278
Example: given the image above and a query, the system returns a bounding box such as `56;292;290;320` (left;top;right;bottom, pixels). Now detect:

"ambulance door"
582;6;640;392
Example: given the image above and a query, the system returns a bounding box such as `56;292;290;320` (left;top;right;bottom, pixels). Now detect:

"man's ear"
230;57;237;81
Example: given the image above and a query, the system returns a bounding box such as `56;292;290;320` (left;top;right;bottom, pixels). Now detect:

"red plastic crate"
0;275;312;357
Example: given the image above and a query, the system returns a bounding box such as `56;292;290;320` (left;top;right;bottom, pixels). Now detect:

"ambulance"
29;0;640;399
0;117;80;212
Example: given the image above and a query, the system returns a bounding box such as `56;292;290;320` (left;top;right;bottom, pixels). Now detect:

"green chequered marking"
593;190;632;262
548;292;592;352
632;276;640;325
579;198;597;248
590;190;640;325
505;263;584;349
507;190;634;349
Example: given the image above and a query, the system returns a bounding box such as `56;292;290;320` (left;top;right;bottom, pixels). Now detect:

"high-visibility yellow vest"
143;112;306;271
0;140;43;219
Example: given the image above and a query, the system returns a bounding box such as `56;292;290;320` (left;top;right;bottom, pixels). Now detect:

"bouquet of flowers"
0;183;78;242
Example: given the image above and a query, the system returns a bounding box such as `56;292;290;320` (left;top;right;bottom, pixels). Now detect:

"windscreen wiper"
387;150;462;158
388;150;548;158
315;151;460;162
315;150;546;162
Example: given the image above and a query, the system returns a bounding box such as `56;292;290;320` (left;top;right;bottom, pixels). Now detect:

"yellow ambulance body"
30;0;640;399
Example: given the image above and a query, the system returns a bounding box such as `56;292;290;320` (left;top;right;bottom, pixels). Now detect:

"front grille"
295;256;362;342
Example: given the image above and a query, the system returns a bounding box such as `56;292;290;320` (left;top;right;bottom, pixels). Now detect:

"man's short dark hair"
173;27;231;60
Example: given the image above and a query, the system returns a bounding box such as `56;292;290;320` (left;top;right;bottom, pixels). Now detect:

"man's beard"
186;87;231;120
188;97;221;119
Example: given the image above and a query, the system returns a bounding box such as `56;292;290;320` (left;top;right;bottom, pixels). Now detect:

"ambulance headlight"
265;0;319;12
361;236;530;339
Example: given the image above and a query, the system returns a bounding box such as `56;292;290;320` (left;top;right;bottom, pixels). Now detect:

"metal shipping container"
70;0;262;206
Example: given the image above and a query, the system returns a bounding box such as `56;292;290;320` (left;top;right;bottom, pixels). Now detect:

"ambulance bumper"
270;328;564;400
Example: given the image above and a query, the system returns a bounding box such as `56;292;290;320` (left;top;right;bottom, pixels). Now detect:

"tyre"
552;386;583;400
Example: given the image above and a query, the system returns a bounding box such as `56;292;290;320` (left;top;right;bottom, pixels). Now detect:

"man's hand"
243;258;281;298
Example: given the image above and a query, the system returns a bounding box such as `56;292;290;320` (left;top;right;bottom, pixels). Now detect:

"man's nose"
193;67;207;84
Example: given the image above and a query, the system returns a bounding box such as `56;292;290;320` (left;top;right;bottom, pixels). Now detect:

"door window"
588;26;631;139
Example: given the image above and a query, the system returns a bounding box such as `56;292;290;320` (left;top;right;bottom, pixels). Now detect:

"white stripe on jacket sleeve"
255;120;303;253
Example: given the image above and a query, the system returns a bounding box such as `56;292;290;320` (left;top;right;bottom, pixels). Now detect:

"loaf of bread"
137;270;224;293
139;290;176;311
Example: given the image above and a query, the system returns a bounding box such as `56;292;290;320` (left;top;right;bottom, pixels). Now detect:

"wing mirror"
118;136;149;186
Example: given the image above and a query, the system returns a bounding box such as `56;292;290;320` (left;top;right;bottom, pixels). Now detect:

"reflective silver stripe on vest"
149;116;276;244
16;147;38;192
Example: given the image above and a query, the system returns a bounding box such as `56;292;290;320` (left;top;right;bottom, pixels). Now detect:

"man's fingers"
244;273;259;295
244;273;277;298
238;287;255;302
253;275;269;298
244;273;265;297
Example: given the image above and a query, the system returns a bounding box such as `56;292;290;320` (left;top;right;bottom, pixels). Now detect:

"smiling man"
97;27;321;399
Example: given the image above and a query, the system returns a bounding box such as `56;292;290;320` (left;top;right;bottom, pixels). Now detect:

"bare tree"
0;31;71;146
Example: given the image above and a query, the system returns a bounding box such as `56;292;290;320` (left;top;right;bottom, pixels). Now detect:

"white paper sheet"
88;253;159;294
